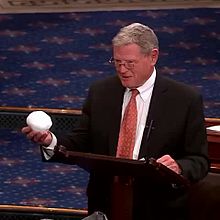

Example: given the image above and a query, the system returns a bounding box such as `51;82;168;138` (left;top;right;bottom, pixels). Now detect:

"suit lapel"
138;75;169;159
107;78;125;156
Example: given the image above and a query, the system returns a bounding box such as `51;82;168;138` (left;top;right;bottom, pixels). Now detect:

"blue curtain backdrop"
0;8;219;210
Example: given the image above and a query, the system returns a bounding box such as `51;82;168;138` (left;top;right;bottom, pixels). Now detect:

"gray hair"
112;23;159;54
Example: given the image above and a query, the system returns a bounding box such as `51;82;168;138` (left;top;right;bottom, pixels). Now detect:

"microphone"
145;120;154;142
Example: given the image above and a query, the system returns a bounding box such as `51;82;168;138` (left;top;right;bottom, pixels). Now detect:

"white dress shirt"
122;68;156;159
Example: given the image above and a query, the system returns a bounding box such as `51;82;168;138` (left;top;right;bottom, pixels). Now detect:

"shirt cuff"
42;132;57;160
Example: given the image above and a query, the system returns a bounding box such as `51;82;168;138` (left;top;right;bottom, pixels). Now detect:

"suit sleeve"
177;93;209;182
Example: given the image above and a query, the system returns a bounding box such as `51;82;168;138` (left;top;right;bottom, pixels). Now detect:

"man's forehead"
113;44;142;58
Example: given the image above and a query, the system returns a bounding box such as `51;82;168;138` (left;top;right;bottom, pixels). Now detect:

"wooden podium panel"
58;146;189;220
58;146;189;187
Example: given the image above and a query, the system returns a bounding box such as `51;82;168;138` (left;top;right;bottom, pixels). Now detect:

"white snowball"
26;111;52;131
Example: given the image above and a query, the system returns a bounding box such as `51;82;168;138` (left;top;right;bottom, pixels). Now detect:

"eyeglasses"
108;57;138;70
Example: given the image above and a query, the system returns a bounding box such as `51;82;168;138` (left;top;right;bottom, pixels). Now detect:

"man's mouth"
121;75;131;79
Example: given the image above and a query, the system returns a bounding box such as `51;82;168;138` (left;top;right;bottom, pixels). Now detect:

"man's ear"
151;49;159;65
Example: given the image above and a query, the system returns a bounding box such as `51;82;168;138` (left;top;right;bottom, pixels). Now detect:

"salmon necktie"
116;89;139;159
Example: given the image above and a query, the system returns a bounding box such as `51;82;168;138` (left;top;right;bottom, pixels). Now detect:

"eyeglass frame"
108;57;139;70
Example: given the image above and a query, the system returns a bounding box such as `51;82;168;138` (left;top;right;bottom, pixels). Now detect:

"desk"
207;130;220;173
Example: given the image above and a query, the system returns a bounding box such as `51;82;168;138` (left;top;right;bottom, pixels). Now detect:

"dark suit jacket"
54;73;209;219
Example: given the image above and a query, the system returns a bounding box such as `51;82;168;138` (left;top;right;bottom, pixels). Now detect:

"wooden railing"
0;204;87;219
0;106;82;115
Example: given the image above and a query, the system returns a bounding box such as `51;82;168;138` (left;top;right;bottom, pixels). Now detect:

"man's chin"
121;80;136;89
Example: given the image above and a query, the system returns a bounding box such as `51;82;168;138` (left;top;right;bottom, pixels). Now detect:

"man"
22;23;209;219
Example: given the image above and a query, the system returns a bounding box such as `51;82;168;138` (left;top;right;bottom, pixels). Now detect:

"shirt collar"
126;67;156;101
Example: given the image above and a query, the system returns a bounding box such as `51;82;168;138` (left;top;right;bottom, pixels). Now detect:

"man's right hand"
21;126;53;146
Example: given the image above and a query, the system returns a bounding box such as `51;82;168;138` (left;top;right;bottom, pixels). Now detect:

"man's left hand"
156;154;182;174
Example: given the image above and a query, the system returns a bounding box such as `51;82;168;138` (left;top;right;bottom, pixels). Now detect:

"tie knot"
131;89;139;97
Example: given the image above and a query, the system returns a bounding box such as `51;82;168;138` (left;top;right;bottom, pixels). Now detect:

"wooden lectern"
207;129;220;173
58;146;189;220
